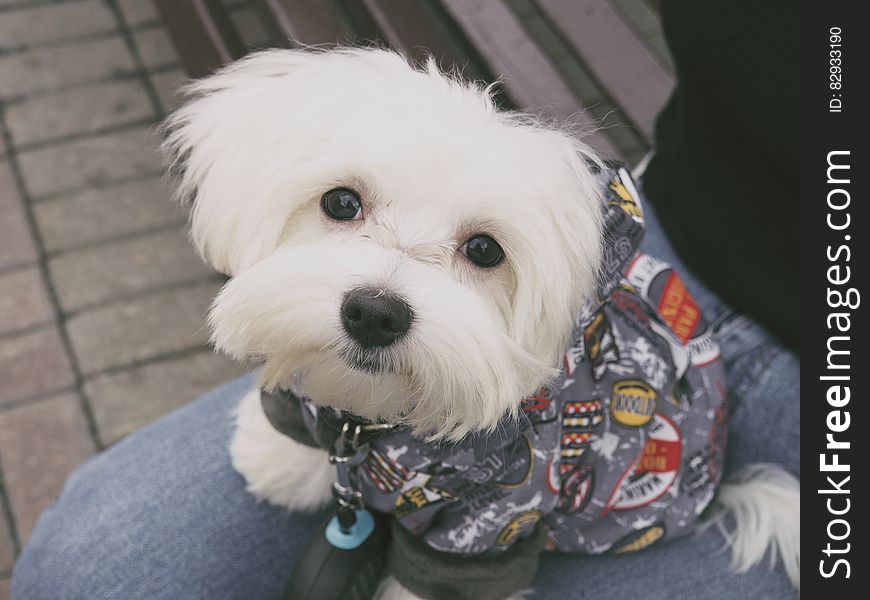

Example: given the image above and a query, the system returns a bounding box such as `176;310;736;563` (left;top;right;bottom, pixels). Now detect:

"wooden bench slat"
439;0;619;159
264;0;383;46
536;0;673;141
264;0;347;45
154;0;245;78
360;0;459;65
336;1;510;107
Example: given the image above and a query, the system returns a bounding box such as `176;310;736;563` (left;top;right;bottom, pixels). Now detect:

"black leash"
282;418;397;600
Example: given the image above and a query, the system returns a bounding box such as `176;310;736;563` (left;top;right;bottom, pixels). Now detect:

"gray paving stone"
5;80;155;147
0;0;116;51
50;227;214;312
118;0;160;26
0;36;135;101
0;393;95;544
0;326;75;405
16;127;162;199
150;68;187;114
0;267;53;336
133;26;179;69
34;177;184;253
66;280;222;374
0;161;38;270
88;350;249;445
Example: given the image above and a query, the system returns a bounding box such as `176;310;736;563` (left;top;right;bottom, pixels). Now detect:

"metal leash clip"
329;422;368;531
282;419;396;599
329;421;398;532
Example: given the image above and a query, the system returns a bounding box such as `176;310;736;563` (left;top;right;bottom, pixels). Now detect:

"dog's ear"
161;51;299;274
507;131;604;373
162;49;330;275
161;48;408;275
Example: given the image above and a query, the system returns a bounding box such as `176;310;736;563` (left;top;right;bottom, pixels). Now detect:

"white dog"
162;48;799;599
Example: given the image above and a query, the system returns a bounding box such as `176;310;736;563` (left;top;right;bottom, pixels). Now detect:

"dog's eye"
461;234;504;268
322;188;363;220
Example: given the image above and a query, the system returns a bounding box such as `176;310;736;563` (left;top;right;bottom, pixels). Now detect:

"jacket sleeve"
384;414;562;600
387;519;548;600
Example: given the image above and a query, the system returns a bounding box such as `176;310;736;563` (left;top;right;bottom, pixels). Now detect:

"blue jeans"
11;202;799;600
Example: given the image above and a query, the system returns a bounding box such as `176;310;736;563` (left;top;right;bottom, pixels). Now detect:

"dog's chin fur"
208;242;559;440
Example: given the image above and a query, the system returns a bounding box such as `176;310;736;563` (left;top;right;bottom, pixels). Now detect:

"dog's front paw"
230;389;333;511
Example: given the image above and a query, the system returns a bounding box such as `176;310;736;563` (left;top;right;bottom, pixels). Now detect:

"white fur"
711;464;801;590
230;388;333;511
164;47;800;597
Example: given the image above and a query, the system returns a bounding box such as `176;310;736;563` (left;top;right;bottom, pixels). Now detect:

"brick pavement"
0;1;270;593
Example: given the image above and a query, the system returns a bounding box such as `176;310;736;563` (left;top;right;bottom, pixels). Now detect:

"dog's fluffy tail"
710;463;800;590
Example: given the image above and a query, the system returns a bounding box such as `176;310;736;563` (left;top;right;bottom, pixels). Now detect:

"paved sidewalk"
0;0;272;593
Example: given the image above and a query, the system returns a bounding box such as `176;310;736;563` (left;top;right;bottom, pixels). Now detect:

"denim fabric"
638;201;800;479
11;197;799;600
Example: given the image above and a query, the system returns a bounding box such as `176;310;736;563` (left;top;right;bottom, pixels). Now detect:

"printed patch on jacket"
627;254;722;368
612;523;666;554
655;271;701;344
523;386;554;413
610;380;658;427
497;510;543;546
563;339;584;376
493;432;535;488
611;284;653;331
563;399;604;428
602;413;681;514
557;465;595;514
681;396;728;501
559;400;603;471
363;448;410;494
607;167;644;222
686;329;721;367
460;434;535;488
523;386;561;430
394;473;455;520
583;312;620;380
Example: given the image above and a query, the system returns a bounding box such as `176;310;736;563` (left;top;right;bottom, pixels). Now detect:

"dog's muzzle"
340;288;412;349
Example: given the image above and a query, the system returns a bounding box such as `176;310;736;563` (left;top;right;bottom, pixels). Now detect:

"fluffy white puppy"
167;48;600;439
163;48;799;599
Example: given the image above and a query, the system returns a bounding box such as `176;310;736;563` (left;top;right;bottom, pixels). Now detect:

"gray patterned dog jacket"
261;164;729;599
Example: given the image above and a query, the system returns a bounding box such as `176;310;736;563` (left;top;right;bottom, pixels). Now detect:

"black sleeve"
643;0;798;351
387;518;548;600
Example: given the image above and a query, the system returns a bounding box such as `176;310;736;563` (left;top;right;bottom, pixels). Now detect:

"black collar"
260;388;399;453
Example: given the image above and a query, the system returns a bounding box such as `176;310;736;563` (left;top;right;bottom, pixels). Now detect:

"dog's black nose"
341;288;412;348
